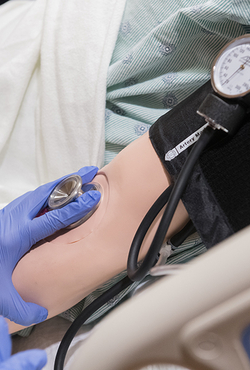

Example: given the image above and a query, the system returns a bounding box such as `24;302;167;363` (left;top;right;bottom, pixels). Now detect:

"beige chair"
70;225;250;370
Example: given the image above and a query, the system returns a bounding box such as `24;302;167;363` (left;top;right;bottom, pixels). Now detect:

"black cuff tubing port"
197;93;246;135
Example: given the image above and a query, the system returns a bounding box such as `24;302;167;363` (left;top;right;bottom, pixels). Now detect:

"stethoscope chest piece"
48;174;101;229
48;174;83;210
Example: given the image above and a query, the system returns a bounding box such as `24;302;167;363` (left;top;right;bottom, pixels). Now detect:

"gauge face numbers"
212;36;250;98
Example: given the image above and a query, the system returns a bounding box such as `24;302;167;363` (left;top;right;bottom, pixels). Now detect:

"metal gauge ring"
211;34;250;99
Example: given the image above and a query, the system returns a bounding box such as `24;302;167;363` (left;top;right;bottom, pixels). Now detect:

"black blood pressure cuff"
149;81;250;248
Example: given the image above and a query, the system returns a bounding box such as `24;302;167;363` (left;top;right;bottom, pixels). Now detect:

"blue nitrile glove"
0;166;101;326
0;316;47;370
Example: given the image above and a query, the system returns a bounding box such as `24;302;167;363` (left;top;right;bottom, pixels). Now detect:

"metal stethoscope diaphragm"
46;174;101;229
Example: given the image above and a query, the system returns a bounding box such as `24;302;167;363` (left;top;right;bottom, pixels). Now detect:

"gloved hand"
0;166;101;326
0;316;47;370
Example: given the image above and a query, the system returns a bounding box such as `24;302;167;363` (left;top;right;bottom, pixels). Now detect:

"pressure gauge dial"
211;34;250;99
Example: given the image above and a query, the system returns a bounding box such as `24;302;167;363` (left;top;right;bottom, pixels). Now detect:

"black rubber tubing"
127;125;216;281
54;275;133;370
54;126;216;370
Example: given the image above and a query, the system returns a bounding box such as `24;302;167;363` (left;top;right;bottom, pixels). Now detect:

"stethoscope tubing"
54;125;216;370
127;125;216;281
54;276;133;370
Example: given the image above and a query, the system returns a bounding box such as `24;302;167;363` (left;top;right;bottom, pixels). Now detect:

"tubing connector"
197;93;246;135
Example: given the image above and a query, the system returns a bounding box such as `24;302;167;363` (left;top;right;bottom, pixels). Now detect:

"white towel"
0;0;126;208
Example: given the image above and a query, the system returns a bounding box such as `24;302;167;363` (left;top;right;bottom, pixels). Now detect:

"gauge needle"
222;63;245;85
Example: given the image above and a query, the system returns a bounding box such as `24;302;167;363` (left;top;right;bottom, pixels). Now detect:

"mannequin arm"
8;132;189;334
